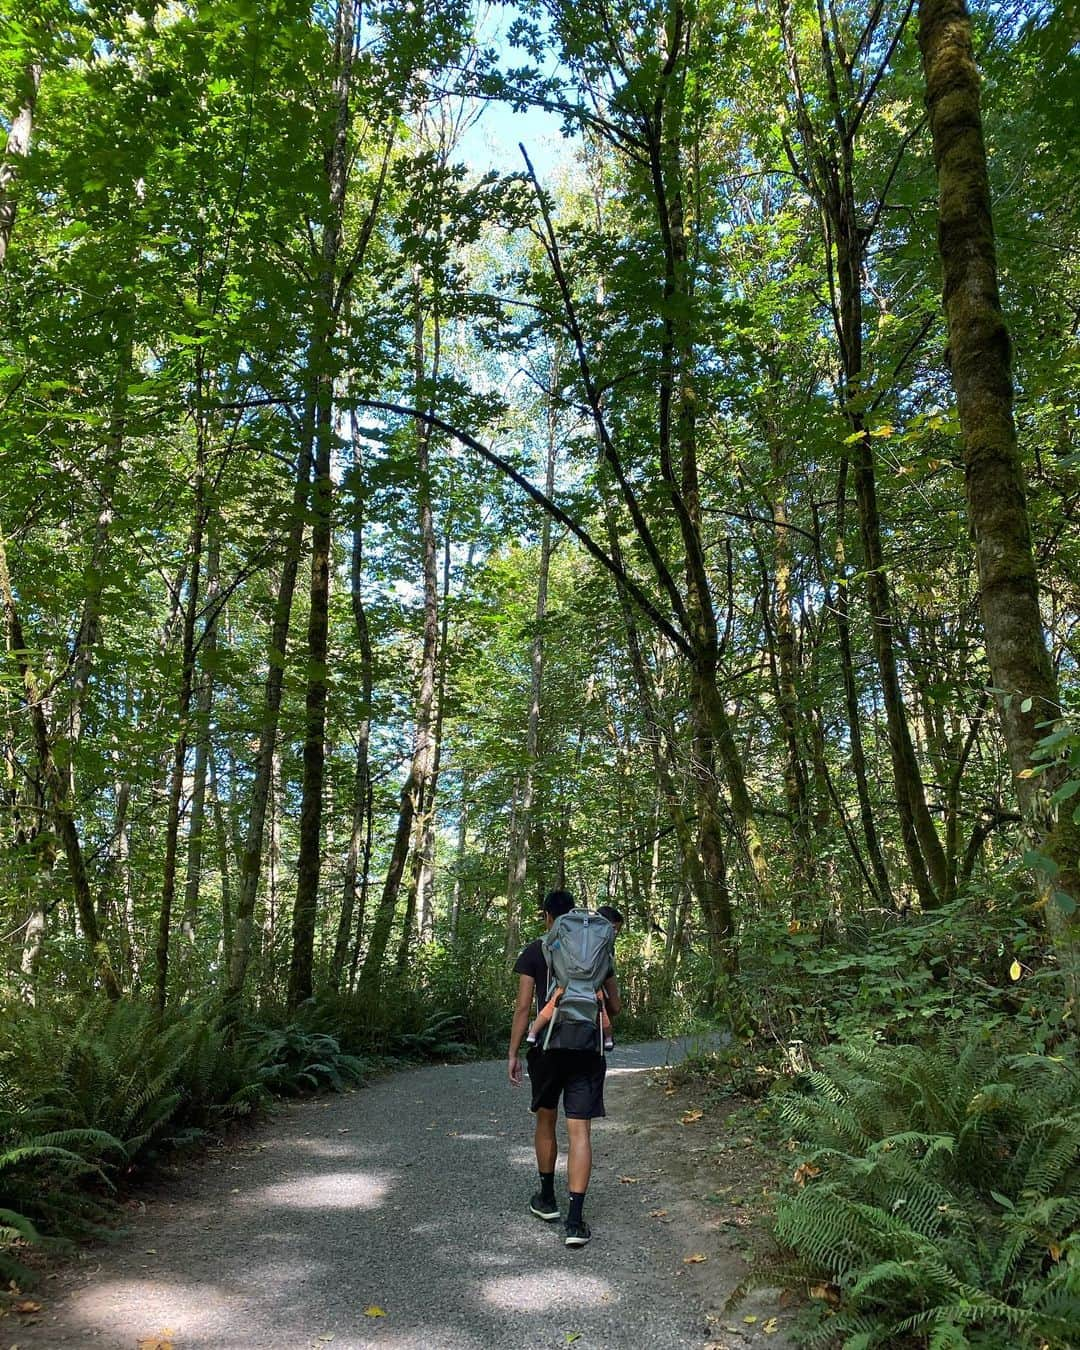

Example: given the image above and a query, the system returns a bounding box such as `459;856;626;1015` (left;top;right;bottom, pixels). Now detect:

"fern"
741;1031;1080;1348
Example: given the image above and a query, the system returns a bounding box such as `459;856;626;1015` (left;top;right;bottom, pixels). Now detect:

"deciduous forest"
2;0;1078;1344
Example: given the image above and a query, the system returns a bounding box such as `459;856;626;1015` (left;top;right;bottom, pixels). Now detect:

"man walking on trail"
508;890;621;1248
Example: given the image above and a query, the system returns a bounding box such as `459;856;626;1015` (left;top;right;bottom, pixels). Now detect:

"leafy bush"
738;1031;1080;1348
0;995;376;1276
728;898;1062;1053
241;1024;371;1095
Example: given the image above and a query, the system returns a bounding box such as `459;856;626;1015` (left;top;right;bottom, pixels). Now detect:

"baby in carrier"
526;983;615;1052
526;907;621;1053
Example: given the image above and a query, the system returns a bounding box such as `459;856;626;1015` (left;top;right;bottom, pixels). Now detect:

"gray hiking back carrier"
540;910;615;1053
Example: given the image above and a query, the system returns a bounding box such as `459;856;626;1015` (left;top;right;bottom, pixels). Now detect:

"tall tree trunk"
155;417;206;1014
330;437;374;991
182;524;220;944
360;282;440;989
449;766;470;943
210;747;234;975
759;429;816;908
780;0;948;907
919;0;1080;933
0;529;120;998
288;0;357;1010
649;10;767;913
415;527;452;945
505;384;558;957
821;462;893;905
226;425;314;1009
0;61;40;263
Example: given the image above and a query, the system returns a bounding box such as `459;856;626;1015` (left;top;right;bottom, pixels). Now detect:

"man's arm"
603;975;622;1017
508;973;534;1085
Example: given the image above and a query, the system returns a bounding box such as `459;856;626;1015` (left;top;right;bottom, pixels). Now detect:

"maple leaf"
363;1305;387;1318
648;1209;669;1218
135;1333;174;1350
14;1299;43;1313
809;1282;841;1306
793;1162;821;1186
680;1108;703;1125
683;1252;708;1263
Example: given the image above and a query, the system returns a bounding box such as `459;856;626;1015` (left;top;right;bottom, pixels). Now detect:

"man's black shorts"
526;1047;606;1119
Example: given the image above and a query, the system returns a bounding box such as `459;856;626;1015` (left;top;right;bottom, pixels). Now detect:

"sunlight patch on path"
481;1271;615;1312
68;1278;234;1340
248;1168;396;1210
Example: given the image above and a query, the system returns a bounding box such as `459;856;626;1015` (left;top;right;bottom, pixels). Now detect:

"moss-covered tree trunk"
287;0;356;1010
919;0;1080;937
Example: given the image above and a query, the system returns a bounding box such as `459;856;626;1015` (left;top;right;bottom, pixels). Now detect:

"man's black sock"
539;1170;556;1202
567;1191;586;1225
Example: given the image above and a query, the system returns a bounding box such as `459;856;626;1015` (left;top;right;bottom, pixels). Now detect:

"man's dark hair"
540;889;575;918
597;904;624;926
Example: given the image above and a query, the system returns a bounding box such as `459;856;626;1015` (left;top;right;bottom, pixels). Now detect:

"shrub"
736;1031;1080;1348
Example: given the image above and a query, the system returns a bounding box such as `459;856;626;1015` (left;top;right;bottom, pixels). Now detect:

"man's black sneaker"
530;1191;560;1221
564;1219;592;1247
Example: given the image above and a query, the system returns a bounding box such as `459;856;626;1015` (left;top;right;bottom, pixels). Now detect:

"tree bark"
288;0;357;1010
330;436;374;991
0;62;40;263
182;523;220;944
919;0;1080;928
225;424;313;1009
155;422;206;1014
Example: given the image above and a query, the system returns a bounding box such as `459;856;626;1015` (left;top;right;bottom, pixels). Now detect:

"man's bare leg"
565;1117;593;1244
530;1107;560;1219
566;1117;592;1191
534;1107;557;1172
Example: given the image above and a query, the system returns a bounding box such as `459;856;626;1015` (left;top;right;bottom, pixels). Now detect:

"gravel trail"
13;1037;791;1349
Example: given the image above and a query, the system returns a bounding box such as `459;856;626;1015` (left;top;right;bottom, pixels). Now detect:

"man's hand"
508;1053;523;1086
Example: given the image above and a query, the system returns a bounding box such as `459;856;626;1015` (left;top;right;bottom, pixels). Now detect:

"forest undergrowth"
0;984;473;1286
668;899;1080;1349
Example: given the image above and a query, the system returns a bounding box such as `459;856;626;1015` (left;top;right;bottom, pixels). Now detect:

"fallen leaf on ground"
135;1333;174;1350
648;1209;669;1218
13;1300;42;1314
809;1282;841;1306
619;1175;641;1183
680;1108;703;1125
743;1312;758;1323
683;1252;708;1264
763;1317;779;1333
793;1162;821;1186
566;1334;581;1344
363;1305;387;1318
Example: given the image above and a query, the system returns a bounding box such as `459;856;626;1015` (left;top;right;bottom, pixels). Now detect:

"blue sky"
453;3;572;179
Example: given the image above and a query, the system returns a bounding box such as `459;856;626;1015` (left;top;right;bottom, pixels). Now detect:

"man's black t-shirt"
513;938;549;1018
